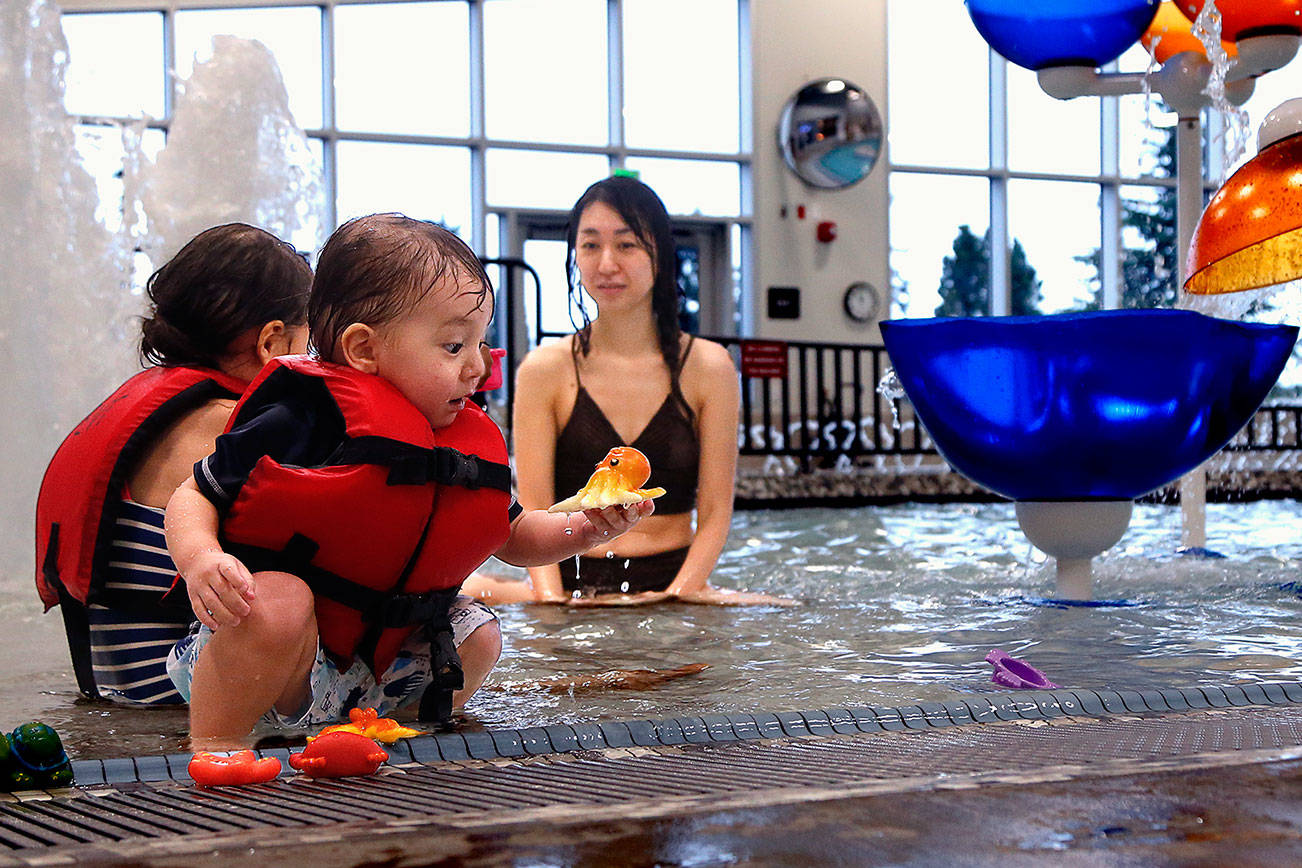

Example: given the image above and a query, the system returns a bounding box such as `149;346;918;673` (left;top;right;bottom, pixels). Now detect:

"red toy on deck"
287;730;388;778
188;751;282;787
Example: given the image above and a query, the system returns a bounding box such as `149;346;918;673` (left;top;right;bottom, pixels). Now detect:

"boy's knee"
460;619;502;667
245;571;316;638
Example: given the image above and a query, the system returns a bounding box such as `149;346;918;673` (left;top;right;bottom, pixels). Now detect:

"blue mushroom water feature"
879;310;1298;600
964;0;1161;71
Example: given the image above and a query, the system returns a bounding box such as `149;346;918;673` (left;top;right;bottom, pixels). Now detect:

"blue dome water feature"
965;0;1161;70
880;310;1298;600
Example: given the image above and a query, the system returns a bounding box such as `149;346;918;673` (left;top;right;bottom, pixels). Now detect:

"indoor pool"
3;499;1300;760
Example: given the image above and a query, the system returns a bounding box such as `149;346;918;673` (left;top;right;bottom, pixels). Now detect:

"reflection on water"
3;500;1300;759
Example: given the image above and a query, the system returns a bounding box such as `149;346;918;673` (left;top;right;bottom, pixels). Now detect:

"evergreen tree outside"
1009;238;1043;315
935;226;1042;316
935;225;987;316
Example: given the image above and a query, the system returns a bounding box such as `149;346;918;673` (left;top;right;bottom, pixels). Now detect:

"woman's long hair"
565;176;692;421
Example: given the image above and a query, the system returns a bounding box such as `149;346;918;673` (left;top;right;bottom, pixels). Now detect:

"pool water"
3;500;1300;760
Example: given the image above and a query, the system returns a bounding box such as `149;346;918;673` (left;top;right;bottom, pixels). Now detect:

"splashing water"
1191;0;1251;169
137;35;324;263
0;0;139;588
1;7;327;592
876;368;907;428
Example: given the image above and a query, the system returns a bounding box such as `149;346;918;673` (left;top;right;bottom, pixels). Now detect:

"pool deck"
4;682;1302;865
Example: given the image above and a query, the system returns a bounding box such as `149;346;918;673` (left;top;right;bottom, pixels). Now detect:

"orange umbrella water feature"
1176;1;1302;42
1185;100;1302;294
1143;1;1235;63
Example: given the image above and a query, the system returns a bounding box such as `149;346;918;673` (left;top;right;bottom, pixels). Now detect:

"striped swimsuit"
85;499;194;704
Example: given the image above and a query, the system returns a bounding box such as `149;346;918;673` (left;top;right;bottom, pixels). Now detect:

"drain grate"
2;704;1302;862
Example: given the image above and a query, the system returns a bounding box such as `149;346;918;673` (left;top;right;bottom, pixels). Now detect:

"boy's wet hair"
139;223;312;369
310;214;493;362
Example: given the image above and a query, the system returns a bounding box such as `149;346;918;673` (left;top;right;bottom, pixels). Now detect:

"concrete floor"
38;755;1302;867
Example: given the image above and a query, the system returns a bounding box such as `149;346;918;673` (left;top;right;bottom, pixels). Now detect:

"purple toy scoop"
986;649;1058;689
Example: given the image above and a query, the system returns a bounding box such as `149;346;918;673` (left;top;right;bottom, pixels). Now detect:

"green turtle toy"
1;723;73;790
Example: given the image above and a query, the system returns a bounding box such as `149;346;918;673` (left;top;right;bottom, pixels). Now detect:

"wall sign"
740;339;789;378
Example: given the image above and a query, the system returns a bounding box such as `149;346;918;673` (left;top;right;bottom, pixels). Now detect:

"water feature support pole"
1015;501;1134;600
1175;113;1208;551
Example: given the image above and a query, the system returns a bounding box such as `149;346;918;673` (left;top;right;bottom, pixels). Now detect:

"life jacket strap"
224;536;461;628
329;436;511;491
417;623;463;723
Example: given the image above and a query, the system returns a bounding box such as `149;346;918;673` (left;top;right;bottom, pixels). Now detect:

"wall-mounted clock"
842;281;880;323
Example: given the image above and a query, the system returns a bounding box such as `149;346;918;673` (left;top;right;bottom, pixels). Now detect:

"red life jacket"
35;366;249;611
218;356;512;676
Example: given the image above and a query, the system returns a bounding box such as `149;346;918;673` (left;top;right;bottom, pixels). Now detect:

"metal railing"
482;254;1301;470
714;336;933;471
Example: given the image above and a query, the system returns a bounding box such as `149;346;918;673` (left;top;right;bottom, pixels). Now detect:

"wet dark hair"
309;214;493;363
139;223;312;368
565;175;692;421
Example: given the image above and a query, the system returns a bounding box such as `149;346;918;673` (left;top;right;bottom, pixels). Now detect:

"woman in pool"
35;223;312;704
465;176;789;607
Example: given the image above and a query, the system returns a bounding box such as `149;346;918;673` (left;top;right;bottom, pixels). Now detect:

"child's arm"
494;501;655;568
164;477;256;630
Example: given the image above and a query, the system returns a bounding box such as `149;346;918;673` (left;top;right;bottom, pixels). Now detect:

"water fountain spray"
1;1;324;591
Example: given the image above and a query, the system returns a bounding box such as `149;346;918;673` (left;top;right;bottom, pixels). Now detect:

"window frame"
58;0;753;268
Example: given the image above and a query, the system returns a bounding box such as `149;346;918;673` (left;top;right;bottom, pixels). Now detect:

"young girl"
163;214;652;744
35;223;312;705
465;176;790;607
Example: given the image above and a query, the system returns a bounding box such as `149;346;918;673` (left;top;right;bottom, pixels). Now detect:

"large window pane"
522;238;589;338
889;172;989;318
1007;65;1100;176
622;158;740;217
1008;179;1101;314
175;7;323;129
485;149;609;210
62;12;165;119
335;2;469;136
888;0;988;169
335;142;471;240
483;0;606;145
623;0;738;153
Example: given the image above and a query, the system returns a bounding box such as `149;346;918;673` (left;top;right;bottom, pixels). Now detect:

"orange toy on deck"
187;751;282;787
313;707;423;744
548;446;666;513
288;730;388;778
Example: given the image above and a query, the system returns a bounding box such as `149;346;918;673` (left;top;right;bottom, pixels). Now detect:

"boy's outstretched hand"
574;500;655;548
180;551;257;630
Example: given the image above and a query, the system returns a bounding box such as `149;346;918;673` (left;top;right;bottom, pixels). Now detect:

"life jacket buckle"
376;588;455;629
435;449;481;489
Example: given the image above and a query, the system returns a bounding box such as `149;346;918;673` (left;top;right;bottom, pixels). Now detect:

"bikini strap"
680;334;696;367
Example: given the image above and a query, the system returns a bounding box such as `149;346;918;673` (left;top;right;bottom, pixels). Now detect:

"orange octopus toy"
313;707;423;744
548;446;666;513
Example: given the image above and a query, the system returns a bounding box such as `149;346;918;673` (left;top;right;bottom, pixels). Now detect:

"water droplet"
563;527;573;535
620;581;630;593
623;559;631;569
605;550;615;559
571;589;582;599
